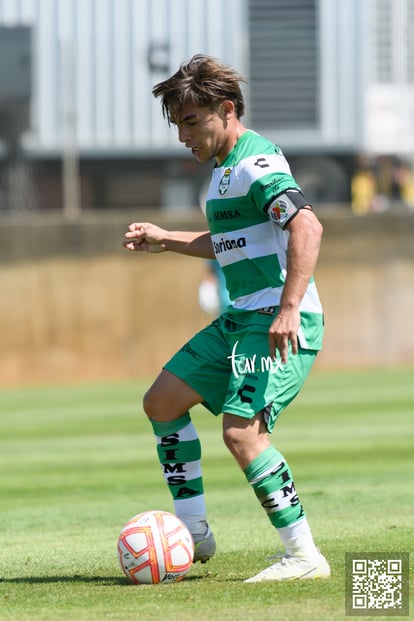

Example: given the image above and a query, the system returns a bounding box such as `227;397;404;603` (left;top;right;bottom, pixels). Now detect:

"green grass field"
0;368;413;621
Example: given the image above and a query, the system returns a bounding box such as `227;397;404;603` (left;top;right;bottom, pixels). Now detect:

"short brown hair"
152;54;246;124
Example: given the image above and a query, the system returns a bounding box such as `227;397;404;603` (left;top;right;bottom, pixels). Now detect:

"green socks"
150;413;207;518
244;445;305;529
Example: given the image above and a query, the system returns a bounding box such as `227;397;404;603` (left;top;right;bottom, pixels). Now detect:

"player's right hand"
123;222;168;253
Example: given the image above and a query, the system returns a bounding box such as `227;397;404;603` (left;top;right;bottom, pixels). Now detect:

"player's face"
175;104;233;165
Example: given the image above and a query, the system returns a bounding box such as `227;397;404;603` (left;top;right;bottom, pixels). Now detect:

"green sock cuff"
150;412;191;436
243;445;284;481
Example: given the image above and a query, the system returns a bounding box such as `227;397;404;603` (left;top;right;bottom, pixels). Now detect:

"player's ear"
220;100;235;119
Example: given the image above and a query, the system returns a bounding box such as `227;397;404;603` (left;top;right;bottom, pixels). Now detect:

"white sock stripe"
155;421;199;443
259;487;298;514
247;459;285;485
161;459;202;481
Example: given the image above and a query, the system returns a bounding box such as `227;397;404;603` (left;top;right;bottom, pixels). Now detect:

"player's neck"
215;123;247;165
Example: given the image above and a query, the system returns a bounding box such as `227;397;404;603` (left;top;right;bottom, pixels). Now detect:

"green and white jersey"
203;130;323;350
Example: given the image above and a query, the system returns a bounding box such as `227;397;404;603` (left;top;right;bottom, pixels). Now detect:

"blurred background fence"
0;0;413;385
1;209;414;386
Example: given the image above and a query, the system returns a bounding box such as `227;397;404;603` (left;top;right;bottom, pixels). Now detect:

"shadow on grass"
0;575;127;585
0;574;209;585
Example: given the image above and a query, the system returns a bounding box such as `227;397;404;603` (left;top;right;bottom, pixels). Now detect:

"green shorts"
164;310;319;433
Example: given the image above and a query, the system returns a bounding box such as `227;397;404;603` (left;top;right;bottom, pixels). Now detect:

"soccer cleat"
192;525;216;564
244;553;331;582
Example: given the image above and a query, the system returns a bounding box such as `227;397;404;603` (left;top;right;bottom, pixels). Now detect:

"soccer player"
123;54;330;582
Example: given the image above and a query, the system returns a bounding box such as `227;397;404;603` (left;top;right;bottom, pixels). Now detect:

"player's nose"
178;125;191;144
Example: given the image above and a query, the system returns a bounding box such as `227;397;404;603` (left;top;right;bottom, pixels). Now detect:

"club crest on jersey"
219;168;232;195
269;197;296;225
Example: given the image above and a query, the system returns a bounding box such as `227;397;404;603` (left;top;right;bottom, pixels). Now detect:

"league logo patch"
219;168;232;195
269;196;297;226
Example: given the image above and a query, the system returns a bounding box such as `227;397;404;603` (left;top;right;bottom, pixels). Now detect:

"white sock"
278;518;320;559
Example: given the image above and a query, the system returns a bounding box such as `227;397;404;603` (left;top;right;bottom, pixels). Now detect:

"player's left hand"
268;308;300;364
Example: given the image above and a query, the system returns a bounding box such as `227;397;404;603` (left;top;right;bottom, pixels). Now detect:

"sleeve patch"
268;189;308;228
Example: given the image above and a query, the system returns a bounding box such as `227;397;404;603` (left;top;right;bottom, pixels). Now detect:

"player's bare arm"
123;223;215;259
269;208;323;363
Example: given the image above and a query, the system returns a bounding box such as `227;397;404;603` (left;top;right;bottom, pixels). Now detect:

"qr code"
345;553;409;617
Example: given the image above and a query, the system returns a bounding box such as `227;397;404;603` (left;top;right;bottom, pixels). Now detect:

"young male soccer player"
123;54;330;582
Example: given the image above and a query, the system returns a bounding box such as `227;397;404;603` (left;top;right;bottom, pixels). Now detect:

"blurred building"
0;0;413;213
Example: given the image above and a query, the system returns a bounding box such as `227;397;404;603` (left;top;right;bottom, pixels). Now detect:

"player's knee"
222;414;270;467
142;387;160;419
222;425;244;457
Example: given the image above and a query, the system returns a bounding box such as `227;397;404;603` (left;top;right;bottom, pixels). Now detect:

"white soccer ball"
117;510;194;584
